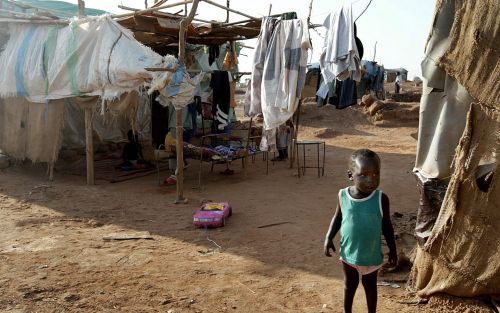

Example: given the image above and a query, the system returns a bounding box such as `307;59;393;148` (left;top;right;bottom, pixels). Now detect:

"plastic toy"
193;202;232;228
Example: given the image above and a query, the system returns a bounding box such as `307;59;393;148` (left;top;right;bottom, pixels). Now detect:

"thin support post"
47;163;54;181
290;100;301;169
307;0;313;24
268;3;272;16
77;0;85;18
85;108;94;185
226;0;230;22
175;0;199;204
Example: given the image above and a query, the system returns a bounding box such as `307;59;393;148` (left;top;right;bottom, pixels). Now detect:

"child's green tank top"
339;187;383;266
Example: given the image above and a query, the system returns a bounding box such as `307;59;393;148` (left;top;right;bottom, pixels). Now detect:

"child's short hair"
350;149;381;169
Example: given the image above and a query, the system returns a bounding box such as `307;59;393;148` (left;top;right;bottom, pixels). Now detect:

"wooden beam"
113;0;193;19
175;0;199;204
77;0;85;18
222;13;282;27
85;108;94;185
200;0;257;20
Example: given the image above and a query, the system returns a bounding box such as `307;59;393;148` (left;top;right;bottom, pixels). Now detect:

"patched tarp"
0;15;162;102
414;0;473;180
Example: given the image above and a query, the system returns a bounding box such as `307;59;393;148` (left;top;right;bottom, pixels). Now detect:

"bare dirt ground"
0;96;494;312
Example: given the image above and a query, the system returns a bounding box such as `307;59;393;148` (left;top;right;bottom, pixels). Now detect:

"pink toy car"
193;202;232;228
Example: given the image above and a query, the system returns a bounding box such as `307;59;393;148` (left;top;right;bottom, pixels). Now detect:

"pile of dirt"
370;102;420;127
426;294;494;313
389;92;422;103
313;128;337;139
357;96;419;127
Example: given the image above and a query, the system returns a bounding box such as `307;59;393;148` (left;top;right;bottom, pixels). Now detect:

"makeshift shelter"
410;0;499;298
0;14;165;179
384;68;407;82
0;0;313;203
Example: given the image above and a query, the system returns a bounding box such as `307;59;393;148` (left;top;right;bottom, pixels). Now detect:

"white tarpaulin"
0;15;162;102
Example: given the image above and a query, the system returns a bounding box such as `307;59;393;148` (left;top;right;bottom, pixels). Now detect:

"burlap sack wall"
0;97;64;164
410;103;499;297
438;0;500;107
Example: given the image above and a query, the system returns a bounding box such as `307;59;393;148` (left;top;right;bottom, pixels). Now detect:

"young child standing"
324;149;397;313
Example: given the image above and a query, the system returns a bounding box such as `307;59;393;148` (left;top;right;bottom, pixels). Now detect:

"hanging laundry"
208;45;220;66
337;78;357;109
319;6;361;83
210;70;231;131
249;17;310;151
223;41;238;71
249;17;280;117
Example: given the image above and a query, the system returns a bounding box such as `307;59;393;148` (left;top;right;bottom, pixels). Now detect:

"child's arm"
381;193;397;266
324;201;342;257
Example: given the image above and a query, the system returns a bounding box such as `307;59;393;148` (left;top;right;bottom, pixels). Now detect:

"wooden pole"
307;0;313;25
117;4;212;23
77;0;85;18
221;13;282;27
48;163;54;181
174;0;199;204
112;0;193;19
78;0;94;185
226;0;230;23
85;108;94;185
200;0;257;20
268;3;272;16
290;100;301;169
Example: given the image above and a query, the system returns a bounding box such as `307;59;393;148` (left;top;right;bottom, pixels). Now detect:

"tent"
410;0;499;298
0;15;165;179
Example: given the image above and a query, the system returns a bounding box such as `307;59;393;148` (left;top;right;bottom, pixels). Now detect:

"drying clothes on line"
223;41;238;71
337;78;357;109
316;77;336;107
208;45;220;66
319;6;361;83
149;57;204;110
249;17;280;117
249;17;310;151
210;70;232;131
316;76;357;109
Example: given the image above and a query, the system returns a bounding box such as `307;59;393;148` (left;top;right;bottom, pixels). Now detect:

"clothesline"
144;67;250;76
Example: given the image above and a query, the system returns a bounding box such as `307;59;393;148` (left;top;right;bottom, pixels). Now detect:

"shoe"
163;175;177;186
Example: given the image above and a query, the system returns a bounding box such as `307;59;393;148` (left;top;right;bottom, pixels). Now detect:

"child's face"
350;157;380;194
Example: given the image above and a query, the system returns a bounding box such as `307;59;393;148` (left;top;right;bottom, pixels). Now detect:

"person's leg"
361;270;378;313
342;262;359;313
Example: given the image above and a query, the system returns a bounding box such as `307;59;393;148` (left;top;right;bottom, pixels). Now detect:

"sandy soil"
0;100;494;312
